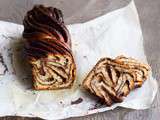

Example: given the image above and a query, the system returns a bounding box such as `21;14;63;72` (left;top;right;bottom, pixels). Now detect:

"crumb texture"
83;55;150;106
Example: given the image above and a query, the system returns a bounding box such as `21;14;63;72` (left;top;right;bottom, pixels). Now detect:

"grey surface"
0;0;160;120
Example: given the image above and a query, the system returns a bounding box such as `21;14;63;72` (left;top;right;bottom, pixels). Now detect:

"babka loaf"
23;5;76;90
83;55;150;106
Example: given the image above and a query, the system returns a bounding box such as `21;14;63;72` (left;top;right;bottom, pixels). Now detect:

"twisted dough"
23;5;76;90
83;55;150;106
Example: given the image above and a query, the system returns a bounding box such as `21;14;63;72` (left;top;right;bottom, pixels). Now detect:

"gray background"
0;0;160;120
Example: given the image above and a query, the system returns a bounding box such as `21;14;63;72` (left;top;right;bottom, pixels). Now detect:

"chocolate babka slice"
83;55;150;106
23;5;76;90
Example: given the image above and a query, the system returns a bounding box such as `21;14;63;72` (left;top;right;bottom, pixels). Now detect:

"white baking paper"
0;0;158;119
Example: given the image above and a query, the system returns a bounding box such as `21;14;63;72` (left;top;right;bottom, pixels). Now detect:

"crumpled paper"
0;0;157;119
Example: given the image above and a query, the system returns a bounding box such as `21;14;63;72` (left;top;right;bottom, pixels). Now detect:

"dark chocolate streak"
71;98;83;105
23;5;71;59
0;53;8;75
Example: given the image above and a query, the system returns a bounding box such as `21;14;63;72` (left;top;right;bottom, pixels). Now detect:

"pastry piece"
83;55;150;106
23;5;76;90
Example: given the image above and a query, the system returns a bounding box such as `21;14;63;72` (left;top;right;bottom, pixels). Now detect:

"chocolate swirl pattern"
83;55;150;106
23;5;76;90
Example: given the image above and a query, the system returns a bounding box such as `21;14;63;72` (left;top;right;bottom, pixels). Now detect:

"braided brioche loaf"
83;55;150;106
23;5;76;90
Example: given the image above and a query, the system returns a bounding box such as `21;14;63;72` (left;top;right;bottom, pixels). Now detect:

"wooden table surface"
0;0;159;120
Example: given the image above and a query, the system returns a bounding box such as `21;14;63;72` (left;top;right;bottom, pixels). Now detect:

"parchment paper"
0;1;158;119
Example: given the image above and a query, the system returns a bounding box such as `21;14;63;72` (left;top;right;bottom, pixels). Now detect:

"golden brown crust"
23;5;76;90
82;55;150;106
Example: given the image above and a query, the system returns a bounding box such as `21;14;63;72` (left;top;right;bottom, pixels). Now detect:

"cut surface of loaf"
23;5;76;90
83;55;150;106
